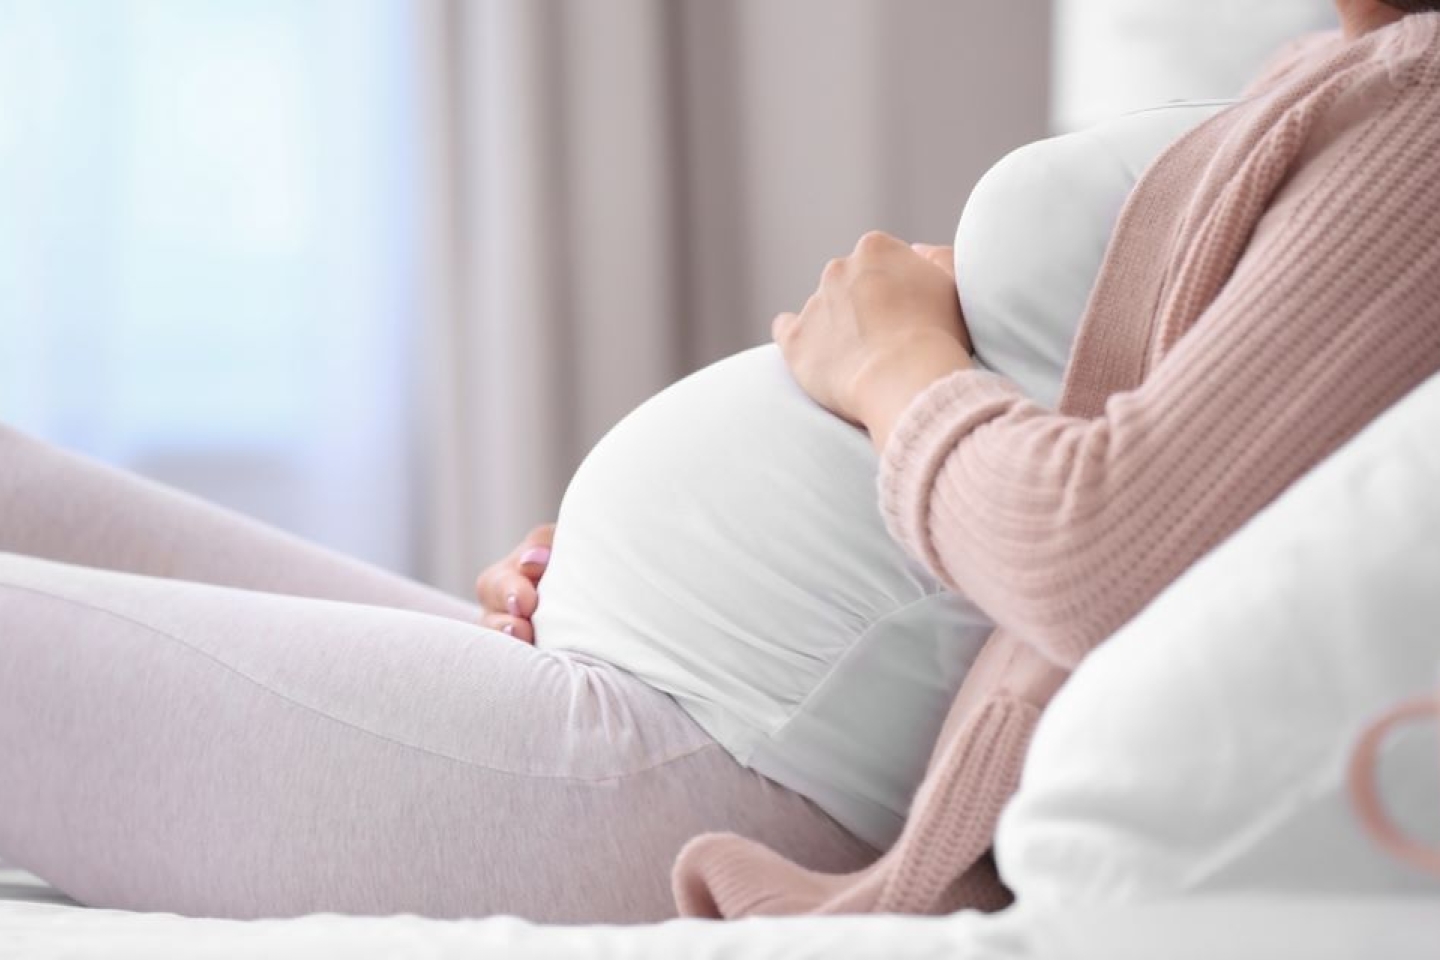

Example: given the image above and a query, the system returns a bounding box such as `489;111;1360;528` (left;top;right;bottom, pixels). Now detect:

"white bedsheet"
2;867;1435;959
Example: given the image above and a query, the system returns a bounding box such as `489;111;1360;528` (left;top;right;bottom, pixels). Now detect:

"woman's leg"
0;553;876;922
0;423;476;621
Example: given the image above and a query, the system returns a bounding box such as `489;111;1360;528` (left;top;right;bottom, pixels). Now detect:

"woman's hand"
772;232;974;449
474;523;555;644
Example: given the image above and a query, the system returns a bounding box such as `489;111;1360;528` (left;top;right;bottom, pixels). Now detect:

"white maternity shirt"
532;100;1232;850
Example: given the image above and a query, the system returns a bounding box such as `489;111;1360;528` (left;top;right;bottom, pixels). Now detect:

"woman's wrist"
853;333;974;454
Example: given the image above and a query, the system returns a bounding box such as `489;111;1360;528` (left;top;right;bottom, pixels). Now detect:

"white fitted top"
958;100;1236;406
531;100;1232;850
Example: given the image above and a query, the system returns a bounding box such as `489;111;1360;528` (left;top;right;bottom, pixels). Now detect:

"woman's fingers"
474;523;555;643
501;575;539;619
481;612;535;644
474;568;539;642
772;311;799;343
476;565;541;613
477;524;556;606
475;565;502;610
911;242;956;278
517;549;551;582
519;523;556;552
515;524;555;582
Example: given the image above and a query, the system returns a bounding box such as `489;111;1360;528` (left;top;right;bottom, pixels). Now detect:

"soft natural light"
0;0;423;574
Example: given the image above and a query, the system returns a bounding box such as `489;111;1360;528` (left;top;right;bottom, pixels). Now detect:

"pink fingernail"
519;547;551;568
506;592;519;616
502;623;515;636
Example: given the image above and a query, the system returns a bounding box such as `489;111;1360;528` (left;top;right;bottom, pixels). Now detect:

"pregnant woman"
4;0;1440;925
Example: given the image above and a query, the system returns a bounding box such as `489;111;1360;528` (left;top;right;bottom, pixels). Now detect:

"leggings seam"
0;579;721;785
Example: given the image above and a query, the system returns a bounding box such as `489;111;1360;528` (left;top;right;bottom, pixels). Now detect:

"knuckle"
857;230;891;253
476;568;497;601
771;313;793;343
821;257;845;282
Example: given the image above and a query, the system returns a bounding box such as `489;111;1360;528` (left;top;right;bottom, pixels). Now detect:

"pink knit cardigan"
672;14;1440;918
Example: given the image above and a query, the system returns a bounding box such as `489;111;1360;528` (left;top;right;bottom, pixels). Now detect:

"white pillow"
996;371;1440;902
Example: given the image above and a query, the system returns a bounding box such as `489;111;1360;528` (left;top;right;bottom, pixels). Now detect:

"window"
0;0;423;573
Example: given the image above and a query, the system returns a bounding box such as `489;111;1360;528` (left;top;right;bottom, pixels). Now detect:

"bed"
1;862;1434;959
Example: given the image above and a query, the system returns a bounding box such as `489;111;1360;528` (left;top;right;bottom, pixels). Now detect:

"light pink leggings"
0;425;876;923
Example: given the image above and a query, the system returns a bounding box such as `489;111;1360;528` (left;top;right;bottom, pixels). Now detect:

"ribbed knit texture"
672;15;1440;918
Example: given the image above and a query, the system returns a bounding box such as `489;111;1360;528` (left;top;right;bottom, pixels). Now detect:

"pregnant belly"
530;345;992;847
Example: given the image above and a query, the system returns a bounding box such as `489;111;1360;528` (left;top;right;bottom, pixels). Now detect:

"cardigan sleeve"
878;61;1440;670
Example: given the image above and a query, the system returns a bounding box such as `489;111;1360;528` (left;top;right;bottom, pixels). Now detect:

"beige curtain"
411;0;1051;595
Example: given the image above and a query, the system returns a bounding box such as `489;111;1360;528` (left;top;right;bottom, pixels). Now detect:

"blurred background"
0;0;1337;598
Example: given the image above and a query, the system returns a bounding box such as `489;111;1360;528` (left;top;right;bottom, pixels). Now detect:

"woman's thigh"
0;423;477;622
0;553;875;923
